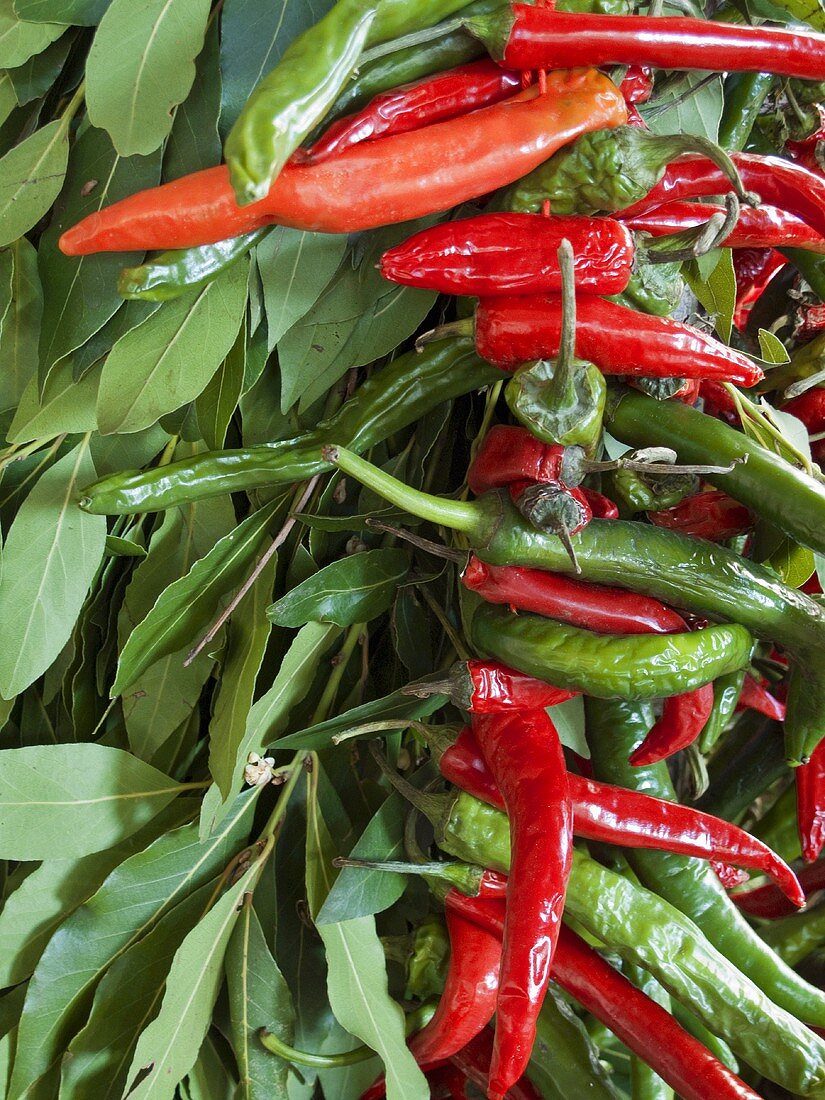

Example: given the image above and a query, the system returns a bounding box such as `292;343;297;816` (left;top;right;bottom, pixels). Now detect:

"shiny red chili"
620;152;825;240
471;5;825;82
733;249;787;331
467;425;569;496
306;61;521;163
464;658;578;713
738;674;786;722
449;891;762;1100
473;295;763;384
735;859;825;919
713;861;750;890
782;388;825;434
647;489;756;542
472;709;572;1099
797;737;825;864
581;487;619;519
630;685;716;765
620;65;654;104
441;726;803;904
449;1028;543;1100
380;213;634;296
623;201;825;253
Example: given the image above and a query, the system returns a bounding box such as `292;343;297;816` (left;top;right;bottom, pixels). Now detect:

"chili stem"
259;1029;375;1068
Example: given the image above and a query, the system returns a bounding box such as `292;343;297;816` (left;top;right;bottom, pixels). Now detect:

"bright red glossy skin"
448;892;762;1100
620;153;825;241
738;674;786;722
620;65;653;104
474;295;763;384
629;684;715;764
471;710;572;1099
467;426;565;496
449;1028;543;1100
307;60;521;162
648;490;755;542
441;726;803;905
797;737;825;863
59;73;627;255
499;5;825;82
735;859;825;919
462;555;687;634
466;658;577;712
623;201;825;252
380;213;634;296
580;487;619;519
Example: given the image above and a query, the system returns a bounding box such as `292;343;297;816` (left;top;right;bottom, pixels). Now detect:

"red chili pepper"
737;674;786;722
620;65;654;104
733;249;788;331
449;1028;543;1100
735;859;825;919
782;387;825;434
580;487;619;519
467;426;569;496
464;658;578;713
425;1062;470;1100
795;302;825;343
462;554;687;635
797;737;825;864
380;213;634;296
648;489;756;542
674;378;701;405
473;295;763;384
470;5;825;83
620;152;825;241
59;73;627;256
713;861;751;890
698;379;740;422
448;891;762;1100
623;201;825;253
625;102;648;128
471;709;572;1099
306;61;521;163
629;685;716;765
440;726;803;904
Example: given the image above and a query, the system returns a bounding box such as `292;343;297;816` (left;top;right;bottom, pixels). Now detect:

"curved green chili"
118;230;269;302
527;989;621;1100
696;711;786;823
759;904;825;968
468;602;753;699
79;337;499;515
718;72;775;152
605;386;825;556
584;697;825;1031
698;669;747;754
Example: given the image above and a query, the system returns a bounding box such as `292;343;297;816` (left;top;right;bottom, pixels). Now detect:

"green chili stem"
725;385;815;476
259;1029;376;1068
784;368;825;400
330;719;421;746
358;16;466;65
310;623;363;725
323;445;485;536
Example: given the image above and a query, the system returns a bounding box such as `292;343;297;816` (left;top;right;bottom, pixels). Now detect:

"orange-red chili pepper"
59;72;627;256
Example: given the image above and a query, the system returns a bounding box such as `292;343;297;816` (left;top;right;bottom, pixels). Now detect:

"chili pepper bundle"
59;72;627;256
380;212;635;296
436;724;804;899
465;4;825;82
471;709;572;1098
306;60;521;163
323;446;825;764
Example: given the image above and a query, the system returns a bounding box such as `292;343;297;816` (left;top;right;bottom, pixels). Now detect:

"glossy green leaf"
0;0;62;68
122;858;262;1100
163;18;221;180
684;248;736;344
307;773;428;1100
0;744;187;859
7;793;256;1099
202;620;339;833
60;882;213;1099
548;694;588;758
37;126;163;380
0;439;106;697
276;686;446;751
226;899;294;1100
207;556;276;802
759;328;791;365
268;549;409;629
97;260;248;434
257;226;347;349
86;0;211;156
195;317;245;450
766;537;817;588
113;496;285;697
0;119;68;247
644;72;724;141
104;534;147;558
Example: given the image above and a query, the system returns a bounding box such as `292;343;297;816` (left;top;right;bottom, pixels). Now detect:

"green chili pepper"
501;127;748;216
225;0;485;204
584;697;825;1031
404;914;450;1000
325;449;825;765
697;711;787;823
752;783;802;864
607;260;684;319
626;964;674;1100
117;230;269;302
759;904;825;968
718;72;775;151
468;602;753;700
698;669;747;754
79;337;499;515
430;787;825;1095
527;988;621;1100
605;385;825;557
604;467;697;514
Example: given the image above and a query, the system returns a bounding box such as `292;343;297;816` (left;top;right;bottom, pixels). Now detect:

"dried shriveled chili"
622;201;825;253
647;490;755;542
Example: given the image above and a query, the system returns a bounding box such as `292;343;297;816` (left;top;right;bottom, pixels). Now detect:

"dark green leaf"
104;534;146;558
195;317;245;450
13;0;108;25
7;31;72;104
0;236;41;434
759;328;791;364
268;549;409;629
276;687;446;750
256;226;347;348
684;248;737;344
163;18;222;181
